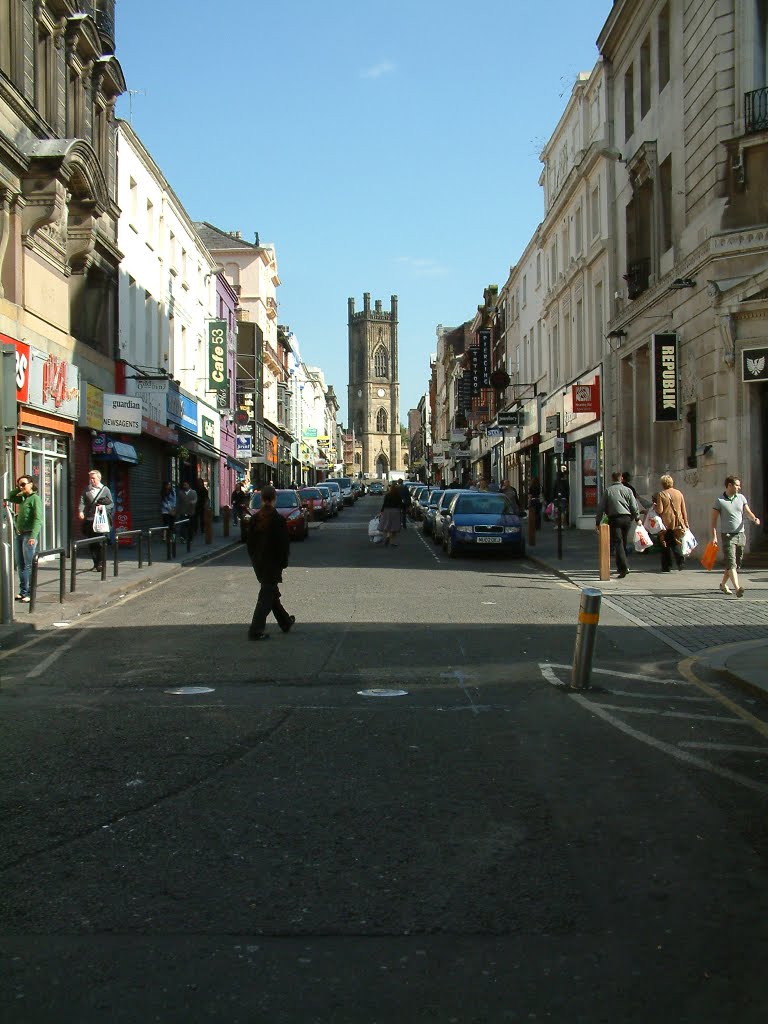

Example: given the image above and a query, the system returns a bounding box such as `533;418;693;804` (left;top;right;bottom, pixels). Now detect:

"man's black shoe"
281;615;296;634
248;632;270;641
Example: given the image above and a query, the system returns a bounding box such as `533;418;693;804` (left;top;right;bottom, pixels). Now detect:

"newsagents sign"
653;333;679;422
103;394;142;434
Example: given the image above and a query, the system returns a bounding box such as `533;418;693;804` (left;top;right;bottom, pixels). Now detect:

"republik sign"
653;333;679;421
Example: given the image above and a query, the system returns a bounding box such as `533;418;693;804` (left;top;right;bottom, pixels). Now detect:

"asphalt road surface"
2;498;767;1023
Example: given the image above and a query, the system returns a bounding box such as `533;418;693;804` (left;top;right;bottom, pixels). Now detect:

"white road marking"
540;662;768;794
589;703;748;724
609;690;715;701
25;630;84;679
679;742;768;753
415;528;442;564
545;662;689;686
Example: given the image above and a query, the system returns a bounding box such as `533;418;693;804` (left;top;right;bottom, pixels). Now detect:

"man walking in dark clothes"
246;484;295;641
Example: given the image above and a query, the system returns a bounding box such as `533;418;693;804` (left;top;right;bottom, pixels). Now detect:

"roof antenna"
126;89;147;125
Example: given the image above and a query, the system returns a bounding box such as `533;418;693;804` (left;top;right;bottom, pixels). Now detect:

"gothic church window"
376;408;387;433
374;345;388;378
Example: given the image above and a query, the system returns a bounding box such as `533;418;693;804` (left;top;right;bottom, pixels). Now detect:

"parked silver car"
432;489;465;546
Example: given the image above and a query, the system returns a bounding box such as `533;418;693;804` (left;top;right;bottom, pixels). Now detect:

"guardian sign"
208;320;227;392
653;333;679;421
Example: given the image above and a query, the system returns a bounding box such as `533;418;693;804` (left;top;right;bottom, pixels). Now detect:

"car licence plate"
476;536;502;544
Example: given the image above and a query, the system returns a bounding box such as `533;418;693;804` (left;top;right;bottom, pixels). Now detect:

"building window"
590;183;600;238
536;253;542;287
575;298;584;372
594;281;604;362
658;2;670;92
624;64;635;140
640;35;651;119
374;345;388;378
146;200;155;248
574;204;583;255
1;0;22;88
35;25;55;124
522;275;527;307
129;178;138;227
376;408;387;433
659;154;673;252
686;404;698;468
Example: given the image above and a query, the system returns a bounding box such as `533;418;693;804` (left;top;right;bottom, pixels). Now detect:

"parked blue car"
442;492;525;558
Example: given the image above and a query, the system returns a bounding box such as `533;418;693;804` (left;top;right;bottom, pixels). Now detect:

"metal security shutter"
129;437;165;531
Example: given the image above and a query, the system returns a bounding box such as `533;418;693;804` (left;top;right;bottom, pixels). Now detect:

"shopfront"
10;340;80;552
563;369;603;529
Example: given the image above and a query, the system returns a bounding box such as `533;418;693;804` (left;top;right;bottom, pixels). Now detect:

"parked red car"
300;486;329;521
240;489;310;542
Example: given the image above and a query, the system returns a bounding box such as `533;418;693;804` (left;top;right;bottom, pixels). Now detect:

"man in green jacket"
5;475;43;602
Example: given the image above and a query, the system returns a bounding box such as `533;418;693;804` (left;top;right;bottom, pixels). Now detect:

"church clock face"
376;388;386;397
357;389;363;397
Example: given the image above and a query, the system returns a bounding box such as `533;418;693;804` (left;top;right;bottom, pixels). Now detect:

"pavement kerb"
689;638;768;706
0;537;242;652
525;550;581;588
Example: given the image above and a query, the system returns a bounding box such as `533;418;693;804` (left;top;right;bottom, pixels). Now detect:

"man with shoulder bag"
78;469;114;572
595;472;642;579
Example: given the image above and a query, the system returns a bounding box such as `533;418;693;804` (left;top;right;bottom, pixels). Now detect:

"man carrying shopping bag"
595;472;642;579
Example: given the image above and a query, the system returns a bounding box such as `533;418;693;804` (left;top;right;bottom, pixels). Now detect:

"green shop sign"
207;320;227;392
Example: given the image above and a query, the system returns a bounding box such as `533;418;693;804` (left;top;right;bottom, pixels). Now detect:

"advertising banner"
208;320;227;393
236;434;252;459
2;335;30;402
28;349;80;420
653;334;679;421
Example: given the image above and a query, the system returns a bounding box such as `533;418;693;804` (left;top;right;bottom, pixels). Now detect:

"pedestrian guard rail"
28;519;200;611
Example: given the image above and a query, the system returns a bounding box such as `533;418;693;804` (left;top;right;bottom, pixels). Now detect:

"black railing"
625;257;651;300
29;548;67;614
70;537;107;592
113;530;144;577
745;87;768;134
146;520;192;566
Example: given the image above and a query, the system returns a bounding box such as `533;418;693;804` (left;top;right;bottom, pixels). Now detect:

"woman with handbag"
652;474;688;573
78;469;114;571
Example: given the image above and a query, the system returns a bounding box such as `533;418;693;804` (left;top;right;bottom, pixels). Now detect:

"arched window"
354;452;361;465
376;408;387;433
374;345;388;378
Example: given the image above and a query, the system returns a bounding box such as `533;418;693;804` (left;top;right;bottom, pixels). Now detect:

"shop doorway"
16;431;68;551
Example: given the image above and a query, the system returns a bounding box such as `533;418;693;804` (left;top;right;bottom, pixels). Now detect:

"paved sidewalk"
0;519;244;651
526;524;768;702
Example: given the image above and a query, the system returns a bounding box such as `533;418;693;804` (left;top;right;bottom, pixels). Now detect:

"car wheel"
446;534;457;558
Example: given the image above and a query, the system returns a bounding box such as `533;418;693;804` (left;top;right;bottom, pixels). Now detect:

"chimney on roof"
254;232;260;246
235;230;241;239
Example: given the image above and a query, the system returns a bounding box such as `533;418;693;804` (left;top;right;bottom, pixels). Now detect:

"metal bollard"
598;522;611;581
571;587;602;690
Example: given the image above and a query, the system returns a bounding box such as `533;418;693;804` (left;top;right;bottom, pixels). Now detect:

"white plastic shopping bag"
633;522;653;552
93;504;110;534
643;507;663;535
680;528;697;557
368;516;384;544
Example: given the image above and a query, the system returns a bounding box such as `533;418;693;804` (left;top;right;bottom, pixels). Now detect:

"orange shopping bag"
700;540;718;571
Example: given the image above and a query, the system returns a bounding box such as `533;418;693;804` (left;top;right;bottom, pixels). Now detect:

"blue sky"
116;0;611;426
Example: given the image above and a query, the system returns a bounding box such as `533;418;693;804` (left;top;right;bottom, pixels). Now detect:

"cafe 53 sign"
208;320;227;393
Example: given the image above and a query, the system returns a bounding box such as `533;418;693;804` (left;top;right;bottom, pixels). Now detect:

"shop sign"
469;347;481;396
236;434;252;458
27;349;80;420
317;435;330;446
167;389;197;431
478;329;492;386
563;374;601;432
201;415;216;446
127;377;168;423
84;383;103;431
142;416;178;444
572;383;599;414
207;320;227;392
653;334;679;421
2;335;30;402
303;428;318;438
315;459;328;469
450;429;467;443
497;410;520;426
486;427;504;438
103;393;142;434
742;345;768;383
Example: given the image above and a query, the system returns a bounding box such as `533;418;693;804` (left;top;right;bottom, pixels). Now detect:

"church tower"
347;293;400;478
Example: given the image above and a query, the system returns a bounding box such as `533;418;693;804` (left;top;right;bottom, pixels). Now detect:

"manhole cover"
164;686;216;695
357;688;408;697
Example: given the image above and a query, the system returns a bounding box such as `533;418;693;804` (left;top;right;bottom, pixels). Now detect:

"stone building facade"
600;0;768;549
347;292;401;477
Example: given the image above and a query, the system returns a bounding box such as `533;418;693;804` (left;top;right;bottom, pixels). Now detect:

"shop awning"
100;441;139;464
179;429;222;460
227;456;247;471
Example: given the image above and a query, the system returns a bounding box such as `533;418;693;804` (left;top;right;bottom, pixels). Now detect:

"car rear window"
301;488;322;499
276;492;299;508
453;494;510;515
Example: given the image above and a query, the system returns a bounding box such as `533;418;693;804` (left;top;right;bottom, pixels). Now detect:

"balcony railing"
624;257;651;300
745;87;768;134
